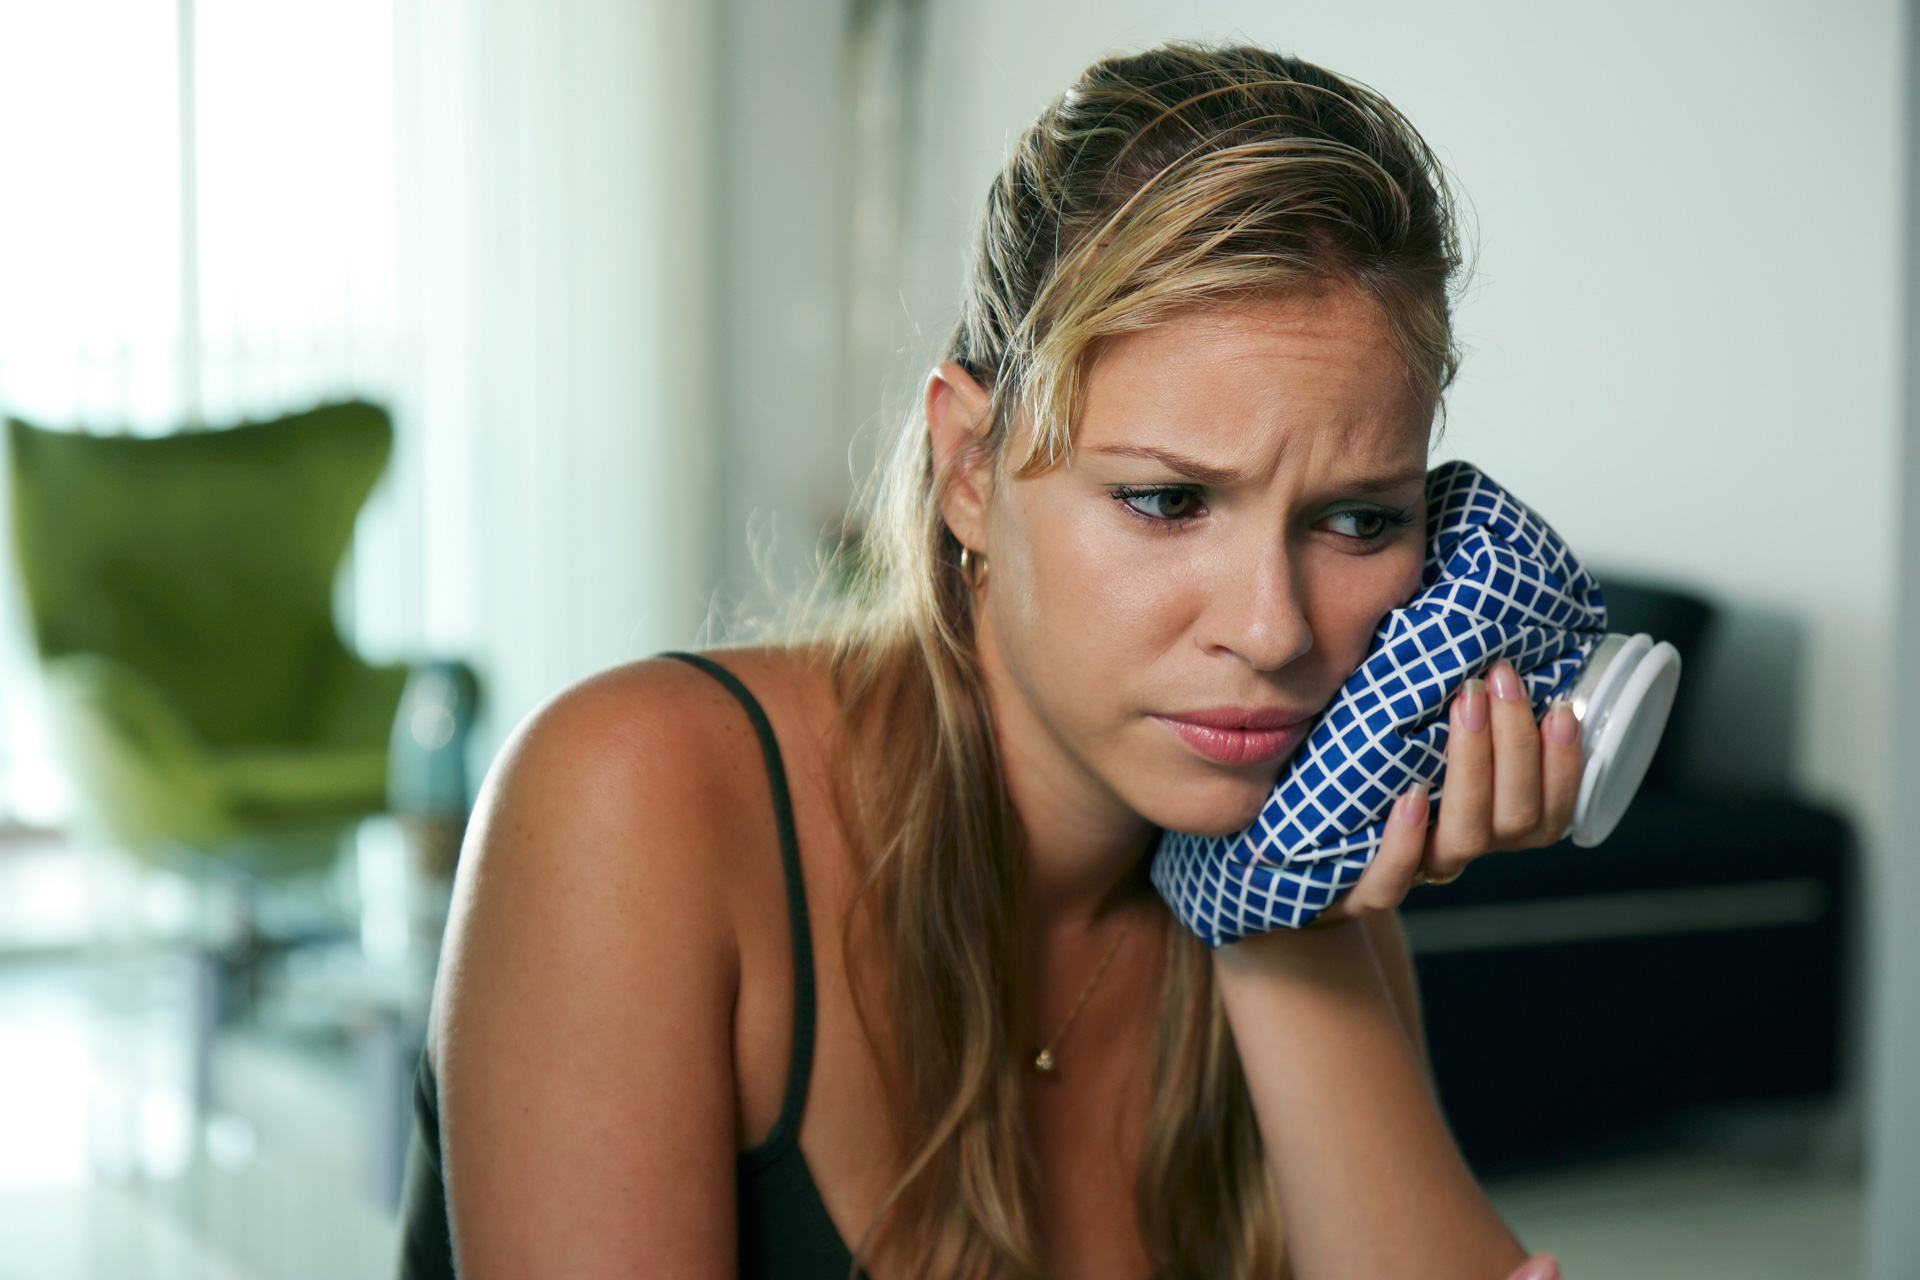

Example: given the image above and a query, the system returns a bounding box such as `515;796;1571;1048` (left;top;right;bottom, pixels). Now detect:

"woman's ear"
926;362;995;554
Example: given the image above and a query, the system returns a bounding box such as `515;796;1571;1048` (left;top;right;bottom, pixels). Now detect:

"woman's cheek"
1013;504;1197;715
1066;513;1201;649
1089;550;1203;658
1303;542;1425;674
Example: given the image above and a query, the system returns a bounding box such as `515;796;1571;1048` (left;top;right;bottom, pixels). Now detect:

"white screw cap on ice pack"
1564;632;1682;847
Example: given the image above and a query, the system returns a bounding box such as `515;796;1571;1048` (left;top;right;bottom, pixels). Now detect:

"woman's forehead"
1066;290;1430;478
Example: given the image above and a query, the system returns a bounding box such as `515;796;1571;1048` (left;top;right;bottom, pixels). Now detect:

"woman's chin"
1134;776;1273;839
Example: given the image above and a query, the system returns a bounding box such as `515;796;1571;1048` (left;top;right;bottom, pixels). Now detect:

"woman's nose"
1194;539;1313;672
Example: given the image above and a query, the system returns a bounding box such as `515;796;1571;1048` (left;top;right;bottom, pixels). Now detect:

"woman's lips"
1151;707;1313;767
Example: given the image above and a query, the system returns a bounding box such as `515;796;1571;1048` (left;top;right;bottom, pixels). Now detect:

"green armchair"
8;401;442;876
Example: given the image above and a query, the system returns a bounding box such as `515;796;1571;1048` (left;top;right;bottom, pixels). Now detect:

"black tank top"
396;652;860;1278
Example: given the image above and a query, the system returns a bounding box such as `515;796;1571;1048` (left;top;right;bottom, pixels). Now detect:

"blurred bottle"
387;661;481;879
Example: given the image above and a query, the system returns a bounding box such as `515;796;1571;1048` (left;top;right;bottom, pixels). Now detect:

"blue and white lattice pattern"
1151;461;1608;946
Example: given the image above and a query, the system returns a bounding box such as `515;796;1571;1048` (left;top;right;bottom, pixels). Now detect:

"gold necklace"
1033;917;1132;1075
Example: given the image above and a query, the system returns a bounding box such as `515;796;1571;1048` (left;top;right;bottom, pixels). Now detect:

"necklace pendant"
1033;1048;1056;1074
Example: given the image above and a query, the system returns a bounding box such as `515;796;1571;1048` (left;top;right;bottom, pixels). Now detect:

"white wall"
712;0;855;608
880;0;1903;845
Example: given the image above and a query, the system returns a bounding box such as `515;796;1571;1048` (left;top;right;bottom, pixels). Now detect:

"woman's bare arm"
430;664;748;1279
1215;919;1522;1280
1363;910;1428;1066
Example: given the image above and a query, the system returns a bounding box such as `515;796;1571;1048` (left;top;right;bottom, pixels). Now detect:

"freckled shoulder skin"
427;653;808;1280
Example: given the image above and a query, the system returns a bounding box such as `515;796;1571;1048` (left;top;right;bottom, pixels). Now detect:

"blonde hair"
826;42;1460;1279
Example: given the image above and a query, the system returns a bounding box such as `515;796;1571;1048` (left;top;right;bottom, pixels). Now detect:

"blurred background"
1;1;1917;1277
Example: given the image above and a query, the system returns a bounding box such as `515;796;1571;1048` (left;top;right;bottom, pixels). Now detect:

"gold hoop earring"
959;546;987;589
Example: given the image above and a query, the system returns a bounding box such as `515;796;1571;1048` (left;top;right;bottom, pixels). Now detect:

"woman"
404;43;1577;1280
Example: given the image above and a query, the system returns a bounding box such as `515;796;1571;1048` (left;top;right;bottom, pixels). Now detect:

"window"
0;0;397;819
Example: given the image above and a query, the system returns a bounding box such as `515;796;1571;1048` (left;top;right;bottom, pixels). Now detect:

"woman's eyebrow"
1086;444;1246;486
1339;466;1429;495
1087;446;1427;495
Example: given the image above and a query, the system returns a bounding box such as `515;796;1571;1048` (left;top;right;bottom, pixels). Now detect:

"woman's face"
946;286;1431;838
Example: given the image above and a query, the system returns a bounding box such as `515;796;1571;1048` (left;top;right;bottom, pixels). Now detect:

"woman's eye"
1113;485;1205;521
1320;507;1409;541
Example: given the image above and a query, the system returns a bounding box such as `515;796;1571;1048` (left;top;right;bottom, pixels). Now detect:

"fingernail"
1459;677;1488;732
1488;661;1524;702
1547;698;1580;746
1398;782;1430;826
1511;1254;1560;1280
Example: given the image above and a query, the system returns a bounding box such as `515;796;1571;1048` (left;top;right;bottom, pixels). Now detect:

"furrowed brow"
1344;466;1436;495
1087;445;1247;486
1338;466;1430;496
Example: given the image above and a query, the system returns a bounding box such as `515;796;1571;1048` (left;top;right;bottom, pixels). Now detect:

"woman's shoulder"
526;644;832;767
458;647;834;896
425;649;839;1261
430;648;836;1048
498;648;799;769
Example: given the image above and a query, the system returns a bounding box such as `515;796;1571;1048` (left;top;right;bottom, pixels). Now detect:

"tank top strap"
663;652;817;1160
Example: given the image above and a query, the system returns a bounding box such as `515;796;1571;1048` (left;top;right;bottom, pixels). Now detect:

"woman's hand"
1321;659;1583;920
